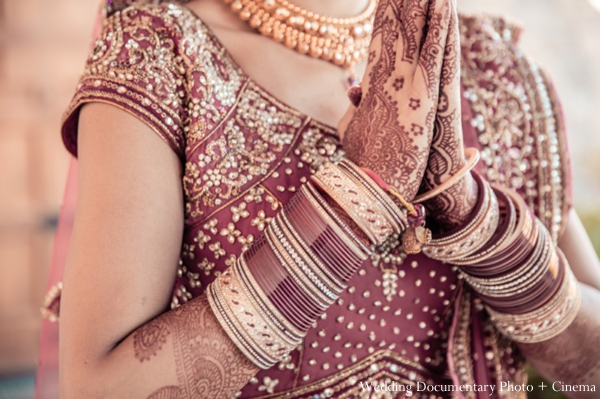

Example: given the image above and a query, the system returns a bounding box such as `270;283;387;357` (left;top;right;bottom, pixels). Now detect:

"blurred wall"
0;0;599;377
0;0;97;373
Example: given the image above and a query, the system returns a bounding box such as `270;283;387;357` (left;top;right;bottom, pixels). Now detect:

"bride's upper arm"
59;102;184;372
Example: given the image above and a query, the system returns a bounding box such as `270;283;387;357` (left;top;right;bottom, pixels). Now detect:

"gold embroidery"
197;258;216;276
251;350;450;399
176;259;202;289
183;82;313;222
251;210;272;232
294;127;345;173
61;5;561;396
459;14;568;242
64;6;191;154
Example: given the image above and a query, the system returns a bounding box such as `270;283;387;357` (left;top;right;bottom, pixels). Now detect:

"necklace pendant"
347;75;359;89
381;265;398;302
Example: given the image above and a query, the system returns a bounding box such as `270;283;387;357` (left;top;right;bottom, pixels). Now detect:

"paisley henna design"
133;317;171;362
420;1;479;230
399;0;428;62
141;295;258;399
148;386;186;399
342;0;455;201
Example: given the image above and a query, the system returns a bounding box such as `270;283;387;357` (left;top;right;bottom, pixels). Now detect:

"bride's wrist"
424;171;479;232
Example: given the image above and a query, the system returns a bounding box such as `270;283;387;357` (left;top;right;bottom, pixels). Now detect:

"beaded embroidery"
57;4;572;398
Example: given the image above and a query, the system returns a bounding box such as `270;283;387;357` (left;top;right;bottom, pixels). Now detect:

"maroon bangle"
292;189;364;277
245;237;321;330
455;188;514;264
485;261;564;314
464;210;539;277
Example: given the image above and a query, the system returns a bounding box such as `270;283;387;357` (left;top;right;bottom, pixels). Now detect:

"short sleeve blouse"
62;5;187;158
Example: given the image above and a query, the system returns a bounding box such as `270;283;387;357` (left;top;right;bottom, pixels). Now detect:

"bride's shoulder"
457;12;573;241
458;12;523;47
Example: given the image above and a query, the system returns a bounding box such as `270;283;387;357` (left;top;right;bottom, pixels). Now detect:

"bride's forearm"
65;294;258;399
518;283;600;398
517;209;600;398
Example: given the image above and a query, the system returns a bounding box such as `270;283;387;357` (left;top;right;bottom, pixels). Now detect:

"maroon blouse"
60;3;572;398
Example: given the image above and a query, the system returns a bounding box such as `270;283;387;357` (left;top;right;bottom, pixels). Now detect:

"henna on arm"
517;284;600;398
133;295;258;399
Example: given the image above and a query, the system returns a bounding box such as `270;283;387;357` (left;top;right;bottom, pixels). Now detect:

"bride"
38;0;600;397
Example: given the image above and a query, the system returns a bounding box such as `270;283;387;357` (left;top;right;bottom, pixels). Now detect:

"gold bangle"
413;147;481;203
423;179;500;261
350;161;418;217
207;280;273;369
338;159;409;232
210;269;299;368
312;163;394;246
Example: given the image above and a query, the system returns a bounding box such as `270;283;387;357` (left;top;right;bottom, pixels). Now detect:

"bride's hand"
417;0;480;231
338;0;457;201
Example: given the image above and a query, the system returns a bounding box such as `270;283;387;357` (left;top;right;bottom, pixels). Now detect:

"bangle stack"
311;162;409;245
422;172;500;262
486;256;580;343
422;171;580;343
207;160;413;368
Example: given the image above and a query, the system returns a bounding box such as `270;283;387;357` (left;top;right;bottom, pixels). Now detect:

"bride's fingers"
437;0;460;99
413;0;452;99
420;0;480;228
396;0;430;72
425;0;464;187
340;0;457;199
359;0;430;98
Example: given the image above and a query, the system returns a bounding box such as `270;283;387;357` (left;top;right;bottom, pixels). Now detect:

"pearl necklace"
224;0;376;83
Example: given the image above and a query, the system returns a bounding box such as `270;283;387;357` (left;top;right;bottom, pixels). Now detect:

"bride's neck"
185;0;372;33
290;0;372;18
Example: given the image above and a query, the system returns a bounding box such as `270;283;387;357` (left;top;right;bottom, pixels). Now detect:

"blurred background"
0;0;598;398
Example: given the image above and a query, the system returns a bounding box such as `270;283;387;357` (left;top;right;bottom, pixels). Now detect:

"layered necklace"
223;0;376;86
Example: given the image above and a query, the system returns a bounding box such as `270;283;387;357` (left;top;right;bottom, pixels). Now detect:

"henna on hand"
342;0;454;201
419;1;479;231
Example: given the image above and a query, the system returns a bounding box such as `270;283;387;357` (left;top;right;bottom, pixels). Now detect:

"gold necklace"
224;0;376;84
